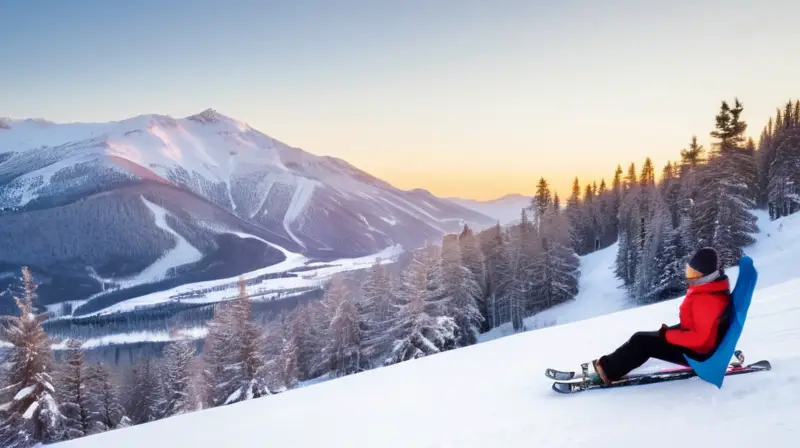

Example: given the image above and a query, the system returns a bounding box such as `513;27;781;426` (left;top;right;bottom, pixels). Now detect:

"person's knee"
629;331;656;345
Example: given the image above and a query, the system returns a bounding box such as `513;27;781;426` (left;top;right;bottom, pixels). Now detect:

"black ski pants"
598;326;703;382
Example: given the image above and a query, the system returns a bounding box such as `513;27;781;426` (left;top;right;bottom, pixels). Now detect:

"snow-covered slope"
0;109;493;309
447;193;531;225
54;210;800;448
479;239;632;342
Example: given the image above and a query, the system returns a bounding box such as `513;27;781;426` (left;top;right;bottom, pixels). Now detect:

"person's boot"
591;359;611;385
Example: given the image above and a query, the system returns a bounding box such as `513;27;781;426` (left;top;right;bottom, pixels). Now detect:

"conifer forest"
2;97;800;446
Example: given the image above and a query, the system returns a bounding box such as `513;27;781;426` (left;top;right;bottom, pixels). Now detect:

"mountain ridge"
0;108;493;313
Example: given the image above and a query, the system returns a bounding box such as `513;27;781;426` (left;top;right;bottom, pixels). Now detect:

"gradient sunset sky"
2;0;799;200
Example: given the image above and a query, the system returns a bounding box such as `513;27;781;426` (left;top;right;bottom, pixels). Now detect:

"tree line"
559;98;799;305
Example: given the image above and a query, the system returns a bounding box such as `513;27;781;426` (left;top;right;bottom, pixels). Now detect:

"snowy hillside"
480;209;795;342
0;109;492;309
54;210;800;447
447;193;531;225
478;240;633;342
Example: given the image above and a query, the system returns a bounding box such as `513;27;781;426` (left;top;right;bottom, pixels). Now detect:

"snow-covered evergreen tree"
505;209;537;330
676;136;706;261
201;302;237;408
539;203;580;307
615;183;644;289
59;339;103;439
648;209;684;302
458;225;488;331
276;330;299;391
633;193;684;304
322;275;367;377
85;362;127;431
358;260;394;364
219;279;270;405
284;302;324;381
441;234;483;347
480;223;512;329
694;99;758;267
763;101;800;218
383;248;457;365
125;358;163;424
161;339;196;417
0;267;68;447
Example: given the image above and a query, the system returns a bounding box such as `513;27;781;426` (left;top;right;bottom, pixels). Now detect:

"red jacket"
664;277;731;353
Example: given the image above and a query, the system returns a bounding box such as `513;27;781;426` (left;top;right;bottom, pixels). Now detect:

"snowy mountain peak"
0;109;494;307
185;108;248;129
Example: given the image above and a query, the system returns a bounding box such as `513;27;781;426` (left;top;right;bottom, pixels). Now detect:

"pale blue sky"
2;0;799;199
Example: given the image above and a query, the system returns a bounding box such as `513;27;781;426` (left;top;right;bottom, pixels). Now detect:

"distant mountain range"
446;194;531;225
0;109;494;314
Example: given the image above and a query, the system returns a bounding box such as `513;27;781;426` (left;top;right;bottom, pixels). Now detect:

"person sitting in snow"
591;247;733;384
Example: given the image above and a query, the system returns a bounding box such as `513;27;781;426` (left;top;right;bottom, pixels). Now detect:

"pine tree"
201;304;238;407
223;279;270;405
481;223;512;329
0;267;68;447
276;330;299;391
323;275;367;377
457;224;488;331
679;135;705;172
763;101;800;219
85;362;127;431
383;248;458;365
125;358;163;424
533;177;552;225
695;99;758;267
757;118;775;210
202;279;270;407
539;204;580;307
161;339;196;417
634;192;684;303
59;339;102;439
625;163;638;192
615;183;644;289
284;301;326;381
505;209;535;330
640;158;656;187
358;260;394;364
441;234;484;347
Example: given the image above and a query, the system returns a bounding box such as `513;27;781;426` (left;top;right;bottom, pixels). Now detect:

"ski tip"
750;360;772;370
552;382;576;394
545;368;575;381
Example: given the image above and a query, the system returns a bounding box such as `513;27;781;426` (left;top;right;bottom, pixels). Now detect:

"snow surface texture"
447;193;531;226
53;210;800;448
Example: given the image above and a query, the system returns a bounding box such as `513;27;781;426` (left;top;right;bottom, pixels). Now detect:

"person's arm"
664;302;720;351
658;323;680;339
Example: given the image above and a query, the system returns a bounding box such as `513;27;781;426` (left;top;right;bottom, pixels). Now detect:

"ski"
550;359;771;394
544;349;745;381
